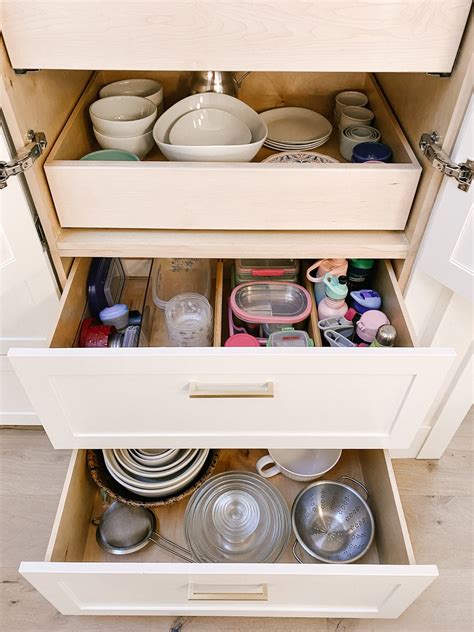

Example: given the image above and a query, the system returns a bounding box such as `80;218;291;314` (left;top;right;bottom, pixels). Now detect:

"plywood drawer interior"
45;71;421;231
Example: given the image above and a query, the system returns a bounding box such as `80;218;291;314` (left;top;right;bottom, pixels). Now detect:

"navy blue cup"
351;142;392;163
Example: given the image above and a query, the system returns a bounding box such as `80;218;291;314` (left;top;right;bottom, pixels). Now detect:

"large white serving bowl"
169;108;252;146
90;95;157;137
99;78;163;107
93;127;154;159
153;92;267;162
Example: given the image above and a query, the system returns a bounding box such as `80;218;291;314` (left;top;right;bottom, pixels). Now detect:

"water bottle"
307;258;348;304
347;259;374;293
317;274;349;320
370;324;397;347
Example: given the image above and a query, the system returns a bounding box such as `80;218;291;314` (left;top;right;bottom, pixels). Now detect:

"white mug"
256;449;342;482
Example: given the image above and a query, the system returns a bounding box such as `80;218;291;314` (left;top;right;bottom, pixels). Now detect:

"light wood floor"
1;410;472;632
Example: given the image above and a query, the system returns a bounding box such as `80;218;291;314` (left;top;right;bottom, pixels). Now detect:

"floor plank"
0;410;472;632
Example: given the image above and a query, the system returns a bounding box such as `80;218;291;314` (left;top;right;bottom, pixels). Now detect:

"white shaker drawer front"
20;449;438;618
8;258;455;450
3;1;470;73
44;71;420;232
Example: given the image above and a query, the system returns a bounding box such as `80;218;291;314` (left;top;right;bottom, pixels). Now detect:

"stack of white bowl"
153;93;267;162
90;79;163;159
103;448;210;498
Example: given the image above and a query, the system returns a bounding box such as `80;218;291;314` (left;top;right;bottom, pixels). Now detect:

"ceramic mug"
256;449;342;482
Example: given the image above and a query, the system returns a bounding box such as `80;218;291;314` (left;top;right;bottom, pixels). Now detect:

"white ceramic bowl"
153;92;267;162
93;127;154;159
99;78;163;107
339;125;381;161
90;95;157;137
334;91;368;123
169;108;252;146
339;105;374;131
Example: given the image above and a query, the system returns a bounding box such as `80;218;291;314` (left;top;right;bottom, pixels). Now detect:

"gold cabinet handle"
188;583;268;601
189;381;274;398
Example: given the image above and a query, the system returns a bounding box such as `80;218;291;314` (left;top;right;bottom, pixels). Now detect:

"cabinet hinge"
419;131;473;192
0;130;47;189
34;214;49;252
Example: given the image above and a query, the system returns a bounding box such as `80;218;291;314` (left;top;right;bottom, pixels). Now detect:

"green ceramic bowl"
80;149;140;161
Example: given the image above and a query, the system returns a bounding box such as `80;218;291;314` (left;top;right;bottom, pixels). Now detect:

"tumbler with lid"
165;292;213;347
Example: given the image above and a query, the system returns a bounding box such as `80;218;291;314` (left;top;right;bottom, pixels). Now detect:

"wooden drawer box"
20;448;437;618
44;71;421;231
3;1;470;73
8;258;454;450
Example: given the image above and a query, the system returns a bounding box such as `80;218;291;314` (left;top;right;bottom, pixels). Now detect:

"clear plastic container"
235;259;299;284
165;293;213;347
151;258;211;309
230;281;311;325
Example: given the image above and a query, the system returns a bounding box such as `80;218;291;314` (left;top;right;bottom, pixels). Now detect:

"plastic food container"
99;304;130;330
267;328;314;347
230;282;312;326
165;293;213;347
151;258;211;309
234;259;299;284
87;258;125;317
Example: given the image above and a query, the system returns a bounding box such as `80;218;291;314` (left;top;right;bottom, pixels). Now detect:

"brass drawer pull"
189;381;274;398
188;583;268;601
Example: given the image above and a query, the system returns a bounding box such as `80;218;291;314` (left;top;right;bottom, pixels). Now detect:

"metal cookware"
291;476;375;564
94;501;194;561
189;70;251;96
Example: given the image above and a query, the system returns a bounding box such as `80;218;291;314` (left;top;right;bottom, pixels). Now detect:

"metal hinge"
0;130;47;189
419;131;473;192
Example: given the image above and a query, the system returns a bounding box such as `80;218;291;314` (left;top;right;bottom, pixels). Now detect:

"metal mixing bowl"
291;476;375;564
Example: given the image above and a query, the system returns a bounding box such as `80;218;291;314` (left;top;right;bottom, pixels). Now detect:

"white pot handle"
256;454;280;478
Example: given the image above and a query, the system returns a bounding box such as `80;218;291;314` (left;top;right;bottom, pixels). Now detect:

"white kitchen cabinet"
1;1;472;621
20;448;437;618
9;258;454;450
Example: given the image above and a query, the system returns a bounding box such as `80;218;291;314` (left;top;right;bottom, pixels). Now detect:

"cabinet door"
0;120;59;423
417;97;473;302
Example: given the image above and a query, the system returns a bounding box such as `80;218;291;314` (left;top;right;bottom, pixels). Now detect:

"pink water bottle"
318;274;349;320
307;259;348;304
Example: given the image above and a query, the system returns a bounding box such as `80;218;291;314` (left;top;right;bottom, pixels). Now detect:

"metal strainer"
291;476;375;564
94;501;194;562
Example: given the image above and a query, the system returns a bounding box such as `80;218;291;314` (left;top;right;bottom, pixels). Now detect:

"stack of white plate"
261;107;333;151
103;448;210;498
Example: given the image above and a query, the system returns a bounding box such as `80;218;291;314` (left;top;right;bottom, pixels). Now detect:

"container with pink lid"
229;281;312;344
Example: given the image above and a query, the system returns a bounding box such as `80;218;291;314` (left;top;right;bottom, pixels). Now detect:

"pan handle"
149;532;194;563
338;476;370;501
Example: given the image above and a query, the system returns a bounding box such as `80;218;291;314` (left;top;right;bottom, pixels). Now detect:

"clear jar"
165;292;213;347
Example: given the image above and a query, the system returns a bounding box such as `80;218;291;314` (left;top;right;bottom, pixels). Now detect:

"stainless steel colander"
291;476;375;564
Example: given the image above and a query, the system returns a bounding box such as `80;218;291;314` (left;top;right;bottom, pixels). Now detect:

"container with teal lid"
267;327;314;348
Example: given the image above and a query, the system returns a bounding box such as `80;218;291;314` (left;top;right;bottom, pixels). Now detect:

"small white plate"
261;107;332;144
169;108;252;146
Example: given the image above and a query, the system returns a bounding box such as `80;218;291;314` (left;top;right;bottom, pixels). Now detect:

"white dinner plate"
261;107;332;144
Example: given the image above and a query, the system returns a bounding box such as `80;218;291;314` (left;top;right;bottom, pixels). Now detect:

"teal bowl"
80;149;140;161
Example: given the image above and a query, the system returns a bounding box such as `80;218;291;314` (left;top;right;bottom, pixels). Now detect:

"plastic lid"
323;274;349;300
225;333;260;347
99;304;129;320
356;310;390;342
350;290;382;310
349;259;374;270
267;328;314;347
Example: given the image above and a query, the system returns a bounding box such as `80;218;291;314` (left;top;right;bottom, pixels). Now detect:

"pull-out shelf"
20;448;437;618
8;258;454;450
